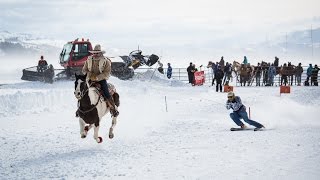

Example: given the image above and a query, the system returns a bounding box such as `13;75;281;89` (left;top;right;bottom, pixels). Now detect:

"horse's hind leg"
109;116;117;139
93;125;103;143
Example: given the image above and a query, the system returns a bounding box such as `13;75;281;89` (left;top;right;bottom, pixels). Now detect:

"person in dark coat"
274;56;279;67
187;62;193;84
37;55;48;72
254;63;262;86
167;63;172;79
215;65;224;92
311;64;319;86
295;63;303;86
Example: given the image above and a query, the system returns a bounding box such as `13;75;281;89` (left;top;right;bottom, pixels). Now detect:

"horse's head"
74;74;88;100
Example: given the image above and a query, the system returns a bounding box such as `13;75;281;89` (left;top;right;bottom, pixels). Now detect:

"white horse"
74;74;118;143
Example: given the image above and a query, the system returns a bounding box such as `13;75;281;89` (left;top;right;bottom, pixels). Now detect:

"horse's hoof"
97;137;103;143
109;128;114;139
81;135;86;138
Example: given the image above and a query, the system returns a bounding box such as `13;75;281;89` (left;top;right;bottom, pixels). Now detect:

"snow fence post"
165;96;168;112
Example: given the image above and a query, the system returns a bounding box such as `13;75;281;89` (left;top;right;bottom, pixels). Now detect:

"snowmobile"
21;38;160;82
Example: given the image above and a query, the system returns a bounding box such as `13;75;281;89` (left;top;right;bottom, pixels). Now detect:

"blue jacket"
226;96;246;112
307;65;313;76
167;66;172;76
243;56;248;64
268;66;276;77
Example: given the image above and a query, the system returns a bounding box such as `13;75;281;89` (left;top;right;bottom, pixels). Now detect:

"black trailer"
21;65;55;83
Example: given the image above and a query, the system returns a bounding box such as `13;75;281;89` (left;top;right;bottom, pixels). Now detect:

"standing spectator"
207;61;216;86
215;65;224;92
223;62;232;85
191;64;198;85
311;64;319;86
295;63;303;86
306;64;313;84
219;56;225;70
243;56;248;65
167;63;172;79
255;62;262;86
262;63;270;86
268;63;276;86
187;62;193;84
274;56;279;67
280;63;288;86
37;55;48;72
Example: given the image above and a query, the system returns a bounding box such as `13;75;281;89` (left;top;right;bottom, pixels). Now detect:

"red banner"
194;71;205;85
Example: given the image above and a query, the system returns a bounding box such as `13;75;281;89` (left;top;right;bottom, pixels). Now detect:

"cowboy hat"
89;44;106;54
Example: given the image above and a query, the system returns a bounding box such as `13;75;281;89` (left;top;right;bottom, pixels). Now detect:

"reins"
77;81;102;115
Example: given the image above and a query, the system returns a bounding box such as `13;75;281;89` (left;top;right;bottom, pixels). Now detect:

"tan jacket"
82;55;111;81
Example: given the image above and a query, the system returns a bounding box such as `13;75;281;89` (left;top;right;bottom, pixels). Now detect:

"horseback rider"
82;44;119;117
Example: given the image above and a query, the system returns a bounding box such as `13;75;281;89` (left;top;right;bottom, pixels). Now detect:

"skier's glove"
226;102;231;109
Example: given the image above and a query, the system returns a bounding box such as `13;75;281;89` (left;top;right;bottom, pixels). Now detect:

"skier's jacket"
226;96;246;112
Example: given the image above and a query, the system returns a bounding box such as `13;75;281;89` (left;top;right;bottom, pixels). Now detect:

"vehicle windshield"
72;43;89;61
59;43;72;64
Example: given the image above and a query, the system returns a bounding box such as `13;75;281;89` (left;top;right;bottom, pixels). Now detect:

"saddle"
89;81;120;117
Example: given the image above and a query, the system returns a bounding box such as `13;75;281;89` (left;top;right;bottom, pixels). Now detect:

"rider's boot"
106;97;119;117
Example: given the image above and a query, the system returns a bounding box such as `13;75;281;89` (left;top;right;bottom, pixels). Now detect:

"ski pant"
230;110;263;128
99;80;111;99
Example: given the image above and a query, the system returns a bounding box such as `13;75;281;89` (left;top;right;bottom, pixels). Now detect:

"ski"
230;127;265;131
230;127;254;131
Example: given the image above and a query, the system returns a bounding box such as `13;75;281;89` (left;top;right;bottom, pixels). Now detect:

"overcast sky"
0;0;319;63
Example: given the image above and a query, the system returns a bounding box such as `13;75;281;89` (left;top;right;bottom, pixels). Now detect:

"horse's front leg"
79;118;87;138
93;125;103;143
109;116;117;139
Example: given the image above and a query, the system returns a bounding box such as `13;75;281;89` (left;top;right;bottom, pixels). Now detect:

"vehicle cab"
59;38;93;69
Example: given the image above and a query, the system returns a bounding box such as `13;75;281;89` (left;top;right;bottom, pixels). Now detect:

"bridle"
76;79;102;115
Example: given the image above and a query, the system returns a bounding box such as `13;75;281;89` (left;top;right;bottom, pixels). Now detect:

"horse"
74;74;118;143
232;60;241;76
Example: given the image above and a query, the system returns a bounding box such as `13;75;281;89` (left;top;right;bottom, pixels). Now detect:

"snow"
1;68;320;179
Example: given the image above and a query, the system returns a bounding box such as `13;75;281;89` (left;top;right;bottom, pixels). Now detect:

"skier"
226;92;264;131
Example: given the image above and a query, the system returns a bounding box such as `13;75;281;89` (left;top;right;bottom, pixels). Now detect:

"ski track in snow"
1;71;320;179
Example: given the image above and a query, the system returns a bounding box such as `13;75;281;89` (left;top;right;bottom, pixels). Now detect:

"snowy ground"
1;70;320;180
